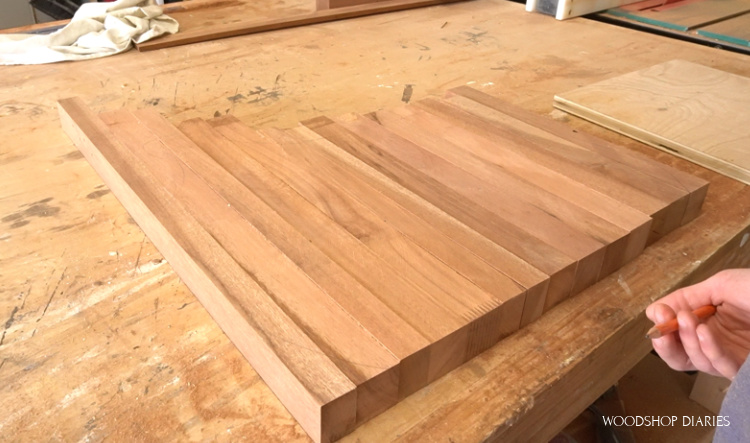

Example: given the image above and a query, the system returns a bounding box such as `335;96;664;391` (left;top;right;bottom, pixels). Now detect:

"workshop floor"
555;353;717;443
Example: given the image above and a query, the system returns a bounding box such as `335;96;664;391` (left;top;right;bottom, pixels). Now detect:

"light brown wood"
555;60;750;186
3;1;750;442
57;98;358;443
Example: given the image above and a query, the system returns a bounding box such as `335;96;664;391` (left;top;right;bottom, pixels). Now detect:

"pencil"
646;305;717;339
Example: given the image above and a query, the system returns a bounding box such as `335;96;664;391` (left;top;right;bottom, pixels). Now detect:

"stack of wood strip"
58;86;707;442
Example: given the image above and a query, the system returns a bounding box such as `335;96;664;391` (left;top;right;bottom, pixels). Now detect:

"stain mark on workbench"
87;189;111;200
227;94;246;103
214;111;221;118
38;267;67;322
0;306;20;347
133;235;146;275
0;154;28;165
2;198;61;228
0;102;45;118
153;297;160;321
61;150;84;161
144;98;162;106
463;30;488;44
84;417;97;431
401;84;415;103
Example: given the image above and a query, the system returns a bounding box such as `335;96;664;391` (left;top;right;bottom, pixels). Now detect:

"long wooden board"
136;0;466;51
59;87;707;442
554;60;750;186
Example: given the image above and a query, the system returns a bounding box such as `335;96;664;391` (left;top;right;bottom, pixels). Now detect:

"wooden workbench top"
1;1;749;441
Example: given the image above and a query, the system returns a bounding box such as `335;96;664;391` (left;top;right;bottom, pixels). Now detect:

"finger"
651;334;696;372
677;310;717;375
697;324;740;379
646;303;675;324
648;304;695;370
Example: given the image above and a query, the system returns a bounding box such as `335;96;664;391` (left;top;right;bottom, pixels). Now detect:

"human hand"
646;269;750;379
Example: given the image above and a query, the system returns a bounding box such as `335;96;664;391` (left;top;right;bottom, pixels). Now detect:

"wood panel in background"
602;0;750;52
555;60;750;186
136;0;466;51
58;87;707;442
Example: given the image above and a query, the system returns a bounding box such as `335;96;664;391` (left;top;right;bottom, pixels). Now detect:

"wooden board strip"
288;124;553;325
367;106;651;299
554;60;750;186
193;117;523;390
444;86;708;232
57;98;356;443
136;0;466;51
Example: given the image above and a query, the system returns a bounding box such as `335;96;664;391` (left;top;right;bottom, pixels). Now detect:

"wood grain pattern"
555;60;750;186
58;82;707;441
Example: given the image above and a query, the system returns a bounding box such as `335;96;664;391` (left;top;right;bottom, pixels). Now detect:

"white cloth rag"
0;0;178;65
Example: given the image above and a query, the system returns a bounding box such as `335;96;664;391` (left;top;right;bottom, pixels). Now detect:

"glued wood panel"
59;86;707;442
555;60;750;186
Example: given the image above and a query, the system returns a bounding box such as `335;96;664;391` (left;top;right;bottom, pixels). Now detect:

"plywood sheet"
59;87;707;442
555;60;750;186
